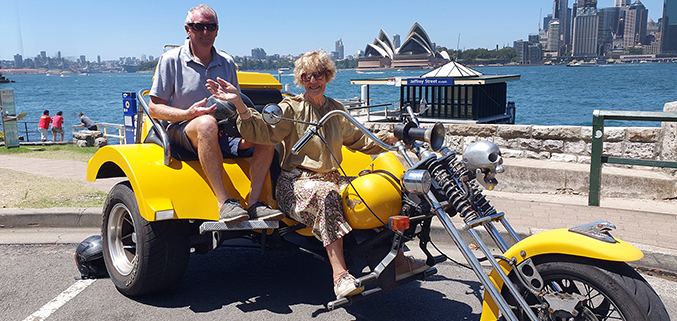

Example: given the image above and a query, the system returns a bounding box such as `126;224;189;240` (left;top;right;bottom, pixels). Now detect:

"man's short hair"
185;4;218;25
78;112;83;116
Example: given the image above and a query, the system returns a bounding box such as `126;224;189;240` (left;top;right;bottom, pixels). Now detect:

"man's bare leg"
185;115;231;205
183;115;248;223
238;140;282;220
248;144;275;204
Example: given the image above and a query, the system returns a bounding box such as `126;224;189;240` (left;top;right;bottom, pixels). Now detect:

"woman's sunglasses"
301;71;325;82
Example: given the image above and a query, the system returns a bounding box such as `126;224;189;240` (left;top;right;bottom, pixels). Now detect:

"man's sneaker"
395;256;430;281
333;273;364;299
219;199;249;223
247;201;285;221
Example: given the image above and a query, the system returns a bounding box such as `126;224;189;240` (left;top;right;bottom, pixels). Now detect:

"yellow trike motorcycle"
87;72;669;321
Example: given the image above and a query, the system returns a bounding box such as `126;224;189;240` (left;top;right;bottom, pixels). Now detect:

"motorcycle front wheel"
503;254;670;321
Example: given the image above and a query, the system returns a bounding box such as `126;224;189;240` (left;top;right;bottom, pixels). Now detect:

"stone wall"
443;124;661;165
72;130;108;148
366;102;677;173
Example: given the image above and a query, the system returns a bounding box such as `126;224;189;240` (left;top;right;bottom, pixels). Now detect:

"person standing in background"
38;110;51;142
51;111;64;142
78;112;97;131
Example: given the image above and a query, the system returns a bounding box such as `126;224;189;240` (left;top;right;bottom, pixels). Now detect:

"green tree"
137;61;158;72
627;47;643;55
334;59;358;69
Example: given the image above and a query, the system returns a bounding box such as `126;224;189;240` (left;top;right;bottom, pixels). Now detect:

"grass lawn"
0;144;98;162
0;144;105;208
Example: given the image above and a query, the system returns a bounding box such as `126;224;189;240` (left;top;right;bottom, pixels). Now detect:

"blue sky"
0;0;666;62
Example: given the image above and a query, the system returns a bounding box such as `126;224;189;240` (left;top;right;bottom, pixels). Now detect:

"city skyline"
0;0;666;63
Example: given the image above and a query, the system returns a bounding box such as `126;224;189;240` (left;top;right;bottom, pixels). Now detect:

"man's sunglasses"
188;23;218;32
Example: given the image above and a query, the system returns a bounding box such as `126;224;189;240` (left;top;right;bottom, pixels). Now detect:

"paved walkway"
0;153;676;272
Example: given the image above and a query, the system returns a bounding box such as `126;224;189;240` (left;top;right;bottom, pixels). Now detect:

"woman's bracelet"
237;108;251;116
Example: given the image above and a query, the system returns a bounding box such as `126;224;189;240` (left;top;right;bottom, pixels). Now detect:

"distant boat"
0;72;13;83
567;61;597;67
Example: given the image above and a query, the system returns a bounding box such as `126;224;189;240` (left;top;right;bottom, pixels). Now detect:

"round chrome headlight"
402;169;431;194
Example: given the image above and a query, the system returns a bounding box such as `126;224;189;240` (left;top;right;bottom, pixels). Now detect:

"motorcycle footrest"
396;267;438;286
199;220;279;234
327;287;382;310
328;267;438;310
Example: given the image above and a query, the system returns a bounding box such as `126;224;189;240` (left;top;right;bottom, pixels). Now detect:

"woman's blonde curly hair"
293;50;337;88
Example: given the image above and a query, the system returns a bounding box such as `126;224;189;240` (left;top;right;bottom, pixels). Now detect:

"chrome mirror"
262;103;282;125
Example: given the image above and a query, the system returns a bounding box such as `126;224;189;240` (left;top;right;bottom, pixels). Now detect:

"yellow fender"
86;144;274;222
479;228;643;320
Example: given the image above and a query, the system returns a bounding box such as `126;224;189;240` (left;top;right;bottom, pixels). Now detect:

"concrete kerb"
1;207;675;275
0;208;102;229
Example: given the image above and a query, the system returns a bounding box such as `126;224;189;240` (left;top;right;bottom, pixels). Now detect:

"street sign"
405;78;454;86
0;89;20;148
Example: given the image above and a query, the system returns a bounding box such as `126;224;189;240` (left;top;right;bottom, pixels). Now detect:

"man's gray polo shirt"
150;44;240;109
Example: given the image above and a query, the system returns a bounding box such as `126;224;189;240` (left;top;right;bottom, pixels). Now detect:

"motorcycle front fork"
431;194;542;321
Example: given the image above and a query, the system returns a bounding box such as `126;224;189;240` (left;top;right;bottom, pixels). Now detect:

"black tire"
502;254;670;321
101;182;190;296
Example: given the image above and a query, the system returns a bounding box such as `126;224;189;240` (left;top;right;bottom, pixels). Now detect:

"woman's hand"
206;77;251;119
206;77;240;102
388;132;398;144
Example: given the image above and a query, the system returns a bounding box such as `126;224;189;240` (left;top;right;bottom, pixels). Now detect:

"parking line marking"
23;279;95;321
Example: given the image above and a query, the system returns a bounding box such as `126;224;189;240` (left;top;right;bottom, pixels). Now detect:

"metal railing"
1;121;37;142
589;110;677;206
137;88;172;166
346;103;395;122
72;123;126;144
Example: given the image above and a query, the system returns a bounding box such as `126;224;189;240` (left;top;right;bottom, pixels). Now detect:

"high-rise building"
251;47;266;59
97;55;101;64
14;54;23;68
543;13;554;30
663;0;677;53
80;55;87;63
622;1;649;47
393;34;401;48
573;0;599;56
615;0;631;6
573;14;600;56
553;0;572;48
40;51;47;59
577;0;597;9
539;28;550;48
57;51;61;59
548;19;563;54
335;39;344;60
598;7;621;54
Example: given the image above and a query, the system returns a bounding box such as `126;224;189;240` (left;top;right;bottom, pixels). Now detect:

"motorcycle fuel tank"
342;152;405;229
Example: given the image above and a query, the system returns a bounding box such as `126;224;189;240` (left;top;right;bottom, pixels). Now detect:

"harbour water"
1;62;676;143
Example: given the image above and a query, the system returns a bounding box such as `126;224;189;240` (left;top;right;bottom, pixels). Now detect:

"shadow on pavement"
129;245;481;320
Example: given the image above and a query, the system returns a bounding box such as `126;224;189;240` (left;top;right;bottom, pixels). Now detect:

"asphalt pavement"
1;153;676;274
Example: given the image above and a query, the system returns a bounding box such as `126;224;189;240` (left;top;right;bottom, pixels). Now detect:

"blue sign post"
122;92;137;144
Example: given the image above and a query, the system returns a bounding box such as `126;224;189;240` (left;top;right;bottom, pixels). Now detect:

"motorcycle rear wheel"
101;182;190;296
503;254;669;321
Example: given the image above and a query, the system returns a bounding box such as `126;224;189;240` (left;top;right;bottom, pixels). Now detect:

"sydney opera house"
359;23;449;69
